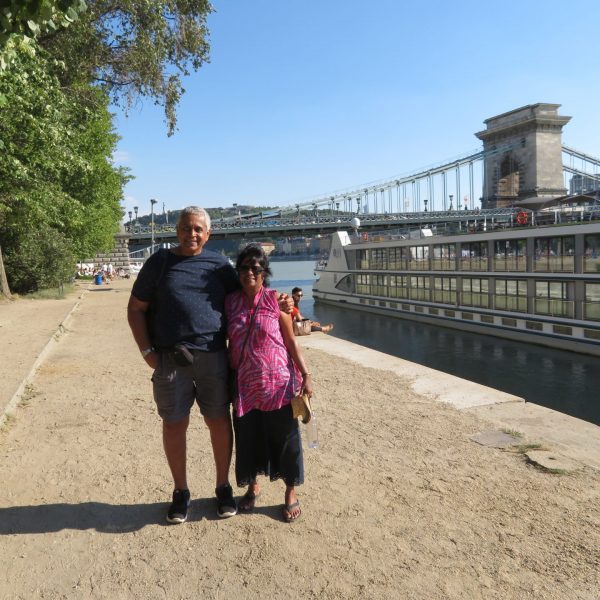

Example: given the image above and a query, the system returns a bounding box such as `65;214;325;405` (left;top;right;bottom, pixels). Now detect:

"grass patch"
501;428;523;438
0;412;15;433
19;384;38;407
24;283;74;300
507;442;545;454
535;465;568;475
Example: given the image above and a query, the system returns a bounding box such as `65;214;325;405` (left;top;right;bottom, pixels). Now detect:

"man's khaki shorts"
151;349;230;422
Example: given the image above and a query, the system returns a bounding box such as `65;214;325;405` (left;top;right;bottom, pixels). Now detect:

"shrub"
4;227;75;294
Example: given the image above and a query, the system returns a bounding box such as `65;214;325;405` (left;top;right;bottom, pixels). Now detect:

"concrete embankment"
300;334;600;471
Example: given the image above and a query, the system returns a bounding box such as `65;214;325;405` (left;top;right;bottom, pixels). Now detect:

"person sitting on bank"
291;287;334;333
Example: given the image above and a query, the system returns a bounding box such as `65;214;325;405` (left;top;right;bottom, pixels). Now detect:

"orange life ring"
516;211;528;225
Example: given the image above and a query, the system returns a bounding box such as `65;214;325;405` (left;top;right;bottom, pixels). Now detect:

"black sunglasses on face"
238;265;265;275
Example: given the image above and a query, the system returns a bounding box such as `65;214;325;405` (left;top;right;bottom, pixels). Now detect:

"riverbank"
1;278;598;599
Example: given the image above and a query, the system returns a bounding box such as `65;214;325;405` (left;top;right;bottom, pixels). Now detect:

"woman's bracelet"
301;372;311;377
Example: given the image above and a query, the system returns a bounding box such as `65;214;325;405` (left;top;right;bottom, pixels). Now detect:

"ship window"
461;277;490;308
389;275;409;299
494;279;527;312
432;277;457;304
356;273;370;294
410;276;430;301
584;234;600;273
357;249;369;270
553;325;572;336
432;244;456;270
388;247;405;270
372;274;388;297
408;245;429;271
460;241;488;271
371;248;388;270
584;282;600;321
334;274;355;294
534;236;574;272
534;281;574;318
494;239;527;272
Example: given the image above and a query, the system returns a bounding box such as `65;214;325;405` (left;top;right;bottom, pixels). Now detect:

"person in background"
127;206;293;524
226;245;313;523
291;287;334;333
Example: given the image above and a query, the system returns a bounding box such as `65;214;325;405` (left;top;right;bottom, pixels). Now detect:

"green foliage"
40;0;213;135
0;48;128;293
4;226;76;294
0;0;86;69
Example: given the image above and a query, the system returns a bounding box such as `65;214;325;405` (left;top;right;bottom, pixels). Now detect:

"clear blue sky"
114;0;600;219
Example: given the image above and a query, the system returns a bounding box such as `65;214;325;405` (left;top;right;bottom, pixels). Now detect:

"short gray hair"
177;206;211;230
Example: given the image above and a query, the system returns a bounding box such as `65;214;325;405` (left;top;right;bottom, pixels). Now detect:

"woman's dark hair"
236;243;272;285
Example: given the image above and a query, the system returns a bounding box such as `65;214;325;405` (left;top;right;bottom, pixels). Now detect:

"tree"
0;48;128;293
40;0;213;135
0;0;87;69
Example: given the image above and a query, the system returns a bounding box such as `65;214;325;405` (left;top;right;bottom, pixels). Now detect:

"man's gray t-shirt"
132;249;239;352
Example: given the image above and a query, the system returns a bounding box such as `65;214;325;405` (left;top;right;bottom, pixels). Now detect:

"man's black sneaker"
215;484;237;518
166;488;190;524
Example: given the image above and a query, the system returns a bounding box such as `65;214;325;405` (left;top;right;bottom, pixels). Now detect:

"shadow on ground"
0;498;286;534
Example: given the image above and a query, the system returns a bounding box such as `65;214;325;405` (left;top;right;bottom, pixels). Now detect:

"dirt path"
1;279;599;599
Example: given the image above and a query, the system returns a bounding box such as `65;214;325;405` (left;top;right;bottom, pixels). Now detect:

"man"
291;287;334;333
128;206;292;524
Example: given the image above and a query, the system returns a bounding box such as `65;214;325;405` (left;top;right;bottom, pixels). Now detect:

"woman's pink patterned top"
225;287;301;417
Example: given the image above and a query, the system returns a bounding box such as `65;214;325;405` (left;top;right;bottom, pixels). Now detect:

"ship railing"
583;257;600;273
493;296;527;312
534;299;575;319
583;302;600;321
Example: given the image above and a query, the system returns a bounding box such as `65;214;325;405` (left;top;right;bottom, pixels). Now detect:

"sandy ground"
0;279;599;599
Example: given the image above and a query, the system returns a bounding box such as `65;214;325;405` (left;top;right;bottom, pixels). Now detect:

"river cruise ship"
313;208;600;356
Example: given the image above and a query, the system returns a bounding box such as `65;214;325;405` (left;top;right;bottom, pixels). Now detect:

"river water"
270;259;600;427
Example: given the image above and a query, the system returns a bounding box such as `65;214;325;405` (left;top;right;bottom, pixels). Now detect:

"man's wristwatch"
141;347;154;358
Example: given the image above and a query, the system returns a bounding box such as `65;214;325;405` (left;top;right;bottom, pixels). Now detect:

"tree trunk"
0;245;12;299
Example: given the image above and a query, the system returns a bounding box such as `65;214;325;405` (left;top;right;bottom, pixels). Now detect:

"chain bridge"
127;104;600;247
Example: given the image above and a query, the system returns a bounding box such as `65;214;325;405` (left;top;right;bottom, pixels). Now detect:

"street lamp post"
448;195;454;211
128;211;132;231
423;199;428;212
150;198;158;253
133;206;139;226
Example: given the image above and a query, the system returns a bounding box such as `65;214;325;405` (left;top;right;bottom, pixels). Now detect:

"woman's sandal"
282;500;302;523
238;490;260;512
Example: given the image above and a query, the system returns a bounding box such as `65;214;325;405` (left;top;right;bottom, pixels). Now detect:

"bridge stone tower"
476;103;570;209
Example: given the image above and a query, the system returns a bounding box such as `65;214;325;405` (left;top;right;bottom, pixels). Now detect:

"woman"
225;245;313;523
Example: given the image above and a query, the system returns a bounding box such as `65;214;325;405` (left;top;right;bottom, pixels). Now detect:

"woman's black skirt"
233;403;304;487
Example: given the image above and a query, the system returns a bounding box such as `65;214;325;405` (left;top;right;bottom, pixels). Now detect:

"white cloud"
112;150;131;164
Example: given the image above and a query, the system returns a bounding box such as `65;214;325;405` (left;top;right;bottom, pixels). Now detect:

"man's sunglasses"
238;265;265;275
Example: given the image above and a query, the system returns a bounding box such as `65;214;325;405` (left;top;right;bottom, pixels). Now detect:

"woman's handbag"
293;319;311;336
291;392;312;424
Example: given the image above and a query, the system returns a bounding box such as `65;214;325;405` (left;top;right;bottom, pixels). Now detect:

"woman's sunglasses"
238;265;265;275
